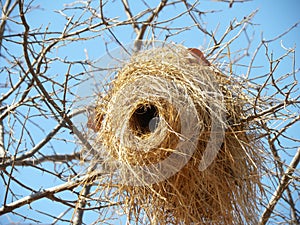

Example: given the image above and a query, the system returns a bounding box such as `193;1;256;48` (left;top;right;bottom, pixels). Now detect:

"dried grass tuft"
89;43;263;224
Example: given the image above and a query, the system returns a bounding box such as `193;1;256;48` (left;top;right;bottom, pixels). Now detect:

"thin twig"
0;104;5;158
0;119;65;169
259;148;300;225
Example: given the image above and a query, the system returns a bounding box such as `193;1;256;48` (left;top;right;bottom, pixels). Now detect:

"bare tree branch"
0;171;101;215
10;152;81;166
259;148;300;225
73;184;92;225
0;106;5;158
121;0;140;35
0;0;299;224
0;0;18;52
134;0;168;50
18;0;95;155
0;119;64;169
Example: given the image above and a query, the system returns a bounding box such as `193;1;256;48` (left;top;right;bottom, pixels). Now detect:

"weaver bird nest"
78;42;263;224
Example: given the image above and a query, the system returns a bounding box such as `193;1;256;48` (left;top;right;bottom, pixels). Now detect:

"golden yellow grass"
90;44;263;224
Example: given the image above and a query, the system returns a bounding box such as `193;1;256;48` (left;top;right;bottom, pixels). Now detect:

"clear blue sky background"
1;0;300;224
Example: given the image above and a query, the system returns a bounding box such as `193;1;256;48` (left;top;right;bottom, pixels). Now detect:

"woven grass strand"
89;43;262;224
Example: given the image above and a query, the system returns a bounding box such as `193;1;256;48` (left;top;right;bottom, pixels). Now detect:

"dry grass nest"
88;43;263;224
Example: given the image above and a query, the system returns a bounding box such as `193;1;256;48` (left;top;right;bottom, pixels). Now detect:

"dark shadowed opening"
129;104;159;136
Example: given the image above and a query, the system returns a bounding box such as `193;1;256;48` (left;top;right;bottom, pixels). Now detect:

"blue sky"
1;0;300;224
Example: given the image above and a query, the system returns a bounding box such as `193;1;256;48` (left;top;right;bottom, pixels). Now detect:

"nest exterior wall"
90;44;263;224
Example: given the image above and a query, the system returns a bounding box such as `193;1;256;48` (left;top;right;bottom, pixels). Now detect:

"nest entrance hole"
129;104;160;136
